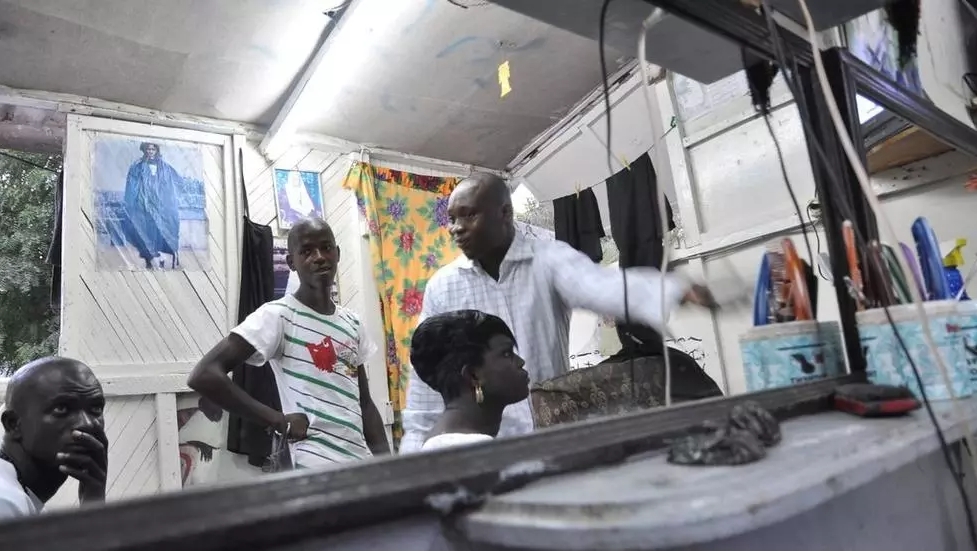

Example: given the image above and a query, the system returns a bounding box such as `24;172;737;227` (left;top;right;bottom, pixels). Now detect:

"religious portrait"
92;135;209;271
273;169;324;230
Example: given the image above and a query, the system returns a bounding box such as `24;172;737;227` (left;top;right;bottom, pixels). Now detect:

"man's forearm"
191;368;283;430
363;402;390;454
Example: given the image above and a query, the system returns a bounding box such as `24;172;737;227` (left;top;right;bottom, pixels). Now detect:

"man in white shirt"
400;172;713;453
0;357;108;519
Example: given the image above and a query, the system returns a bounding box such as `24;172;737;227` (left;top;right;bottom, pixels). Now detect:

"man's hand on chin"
59;427;108;504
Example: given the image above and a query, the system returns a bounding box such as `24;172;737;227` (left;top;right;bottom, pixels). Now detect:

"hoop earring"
474;384;484;404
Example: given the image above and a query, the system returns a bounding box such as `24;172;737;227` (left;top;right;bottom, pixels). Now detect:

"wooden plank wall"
55;115;237;503
62;124;231;366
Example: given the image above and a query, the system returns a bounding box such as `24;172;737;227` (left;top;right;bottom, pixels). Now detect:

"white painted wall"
917;0;977;128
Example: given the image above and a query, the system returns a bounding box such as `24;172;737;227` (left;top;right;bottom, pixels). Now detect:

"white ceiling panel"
0;0;332;124
0;0;628;169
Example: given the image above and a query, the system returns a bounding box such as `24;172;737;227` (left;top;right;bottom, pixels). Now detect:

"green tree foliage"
0;151;61;375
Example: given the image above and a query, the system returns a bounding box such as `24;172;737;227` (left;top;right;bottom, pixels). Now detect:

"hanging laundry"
605;152;676;356
553;186;605;262
226;150;282;468
605;152;674;270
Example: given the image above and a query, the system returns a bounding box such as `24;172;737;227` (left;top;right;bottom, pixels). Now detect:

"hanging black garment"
225;149;282;468
605;152;675;355
553;187;605;262
605;152;674;270
46;172;64;308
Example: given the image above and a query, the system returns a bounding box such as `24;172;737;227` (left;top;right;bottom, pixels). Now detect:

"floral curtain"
342;162;459;445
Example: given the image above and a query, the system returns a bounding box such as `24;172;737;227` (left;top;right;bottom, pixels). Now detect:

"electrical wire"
806;202;830;280
0;151;60;174
791;0;977;542
762;112;816;274
637;7;673;407
598;0;639;402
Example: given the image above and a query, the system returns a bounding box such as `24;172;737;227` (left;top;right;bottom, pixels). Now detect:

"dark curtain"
226;150;281;467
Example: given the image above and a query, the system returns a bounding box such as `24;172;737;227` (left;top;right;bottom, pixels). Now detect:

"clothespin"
619;154;631;171
575;182;581;197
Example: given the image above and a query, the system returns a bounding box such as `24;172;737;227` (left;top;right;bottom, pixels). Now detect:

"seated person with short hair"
410;310;529;451
0;357;108;519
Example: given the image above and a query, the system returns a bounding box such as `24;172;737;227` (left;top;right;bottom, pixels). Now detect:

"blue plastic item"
946;267;969;300
911;217;950;300
753;253;771;326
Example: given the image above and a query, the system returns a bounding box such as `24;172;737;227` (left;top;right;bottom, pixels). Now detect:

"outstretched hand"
59;427;108;504
682;283;720;310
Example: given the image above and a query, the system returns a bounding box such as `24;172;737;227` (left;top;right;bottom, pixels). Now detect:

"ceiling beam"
295;132;507;177
0;85;263;140
258;0;354;157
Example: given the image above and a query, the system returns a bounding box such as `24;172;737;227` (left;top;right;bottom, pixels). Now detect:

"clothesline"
560;123;677;200
0;150;60;174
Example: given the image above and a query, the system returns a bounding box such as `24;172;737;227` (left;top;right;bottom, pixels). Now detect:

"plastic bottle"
942;238;970;300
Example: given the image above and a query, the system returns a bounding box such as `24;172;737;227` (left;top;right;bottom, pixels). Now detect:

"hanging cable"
0;151;60;174
636;7;675;406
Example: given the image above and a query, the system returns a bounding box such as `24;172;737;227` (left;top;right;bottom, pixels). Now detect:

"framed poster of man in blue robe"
92;136;209;271
273;169;324;230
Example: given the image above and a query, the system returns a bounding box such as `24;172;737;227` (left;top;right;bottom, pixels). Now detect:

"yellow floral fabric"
342;162;459;444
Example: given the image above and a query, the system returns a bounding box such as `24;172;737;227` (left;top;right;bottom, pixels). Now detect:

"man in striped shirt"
189;218;389;469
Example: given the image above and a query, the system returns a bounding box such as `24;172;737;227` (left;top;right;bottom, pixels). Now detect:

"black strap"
239;148;250;220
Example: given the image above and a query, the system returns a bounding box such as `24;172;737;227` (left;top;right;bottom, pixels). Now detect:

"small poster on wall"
273;169;323;230
92;136;209;271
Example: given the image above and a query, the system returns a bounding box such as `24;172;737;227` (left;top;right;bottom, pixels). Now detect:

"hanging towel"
226;149;282;468
553;187;605;262
605;152;675;356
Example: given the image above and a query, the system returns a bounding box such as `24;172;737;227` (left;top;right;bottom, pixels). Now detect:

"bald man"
189;217;389;471
0;357;108;519
400;172;714;453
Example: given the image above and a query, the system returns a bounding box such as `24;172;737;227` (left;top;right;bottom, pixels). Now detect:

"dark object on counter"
834;383;921;417
729;400;781;446
667;400;780;466
667;422;767;466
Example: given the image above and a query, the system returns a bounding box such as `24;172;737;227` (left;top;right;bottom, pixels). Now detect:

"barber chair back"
530;349;723;428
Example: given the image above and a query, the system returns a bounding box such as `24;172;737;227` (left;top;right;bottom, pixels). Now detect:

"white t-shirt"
233;295;376;469
421;433;494;451
0;459;42;520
